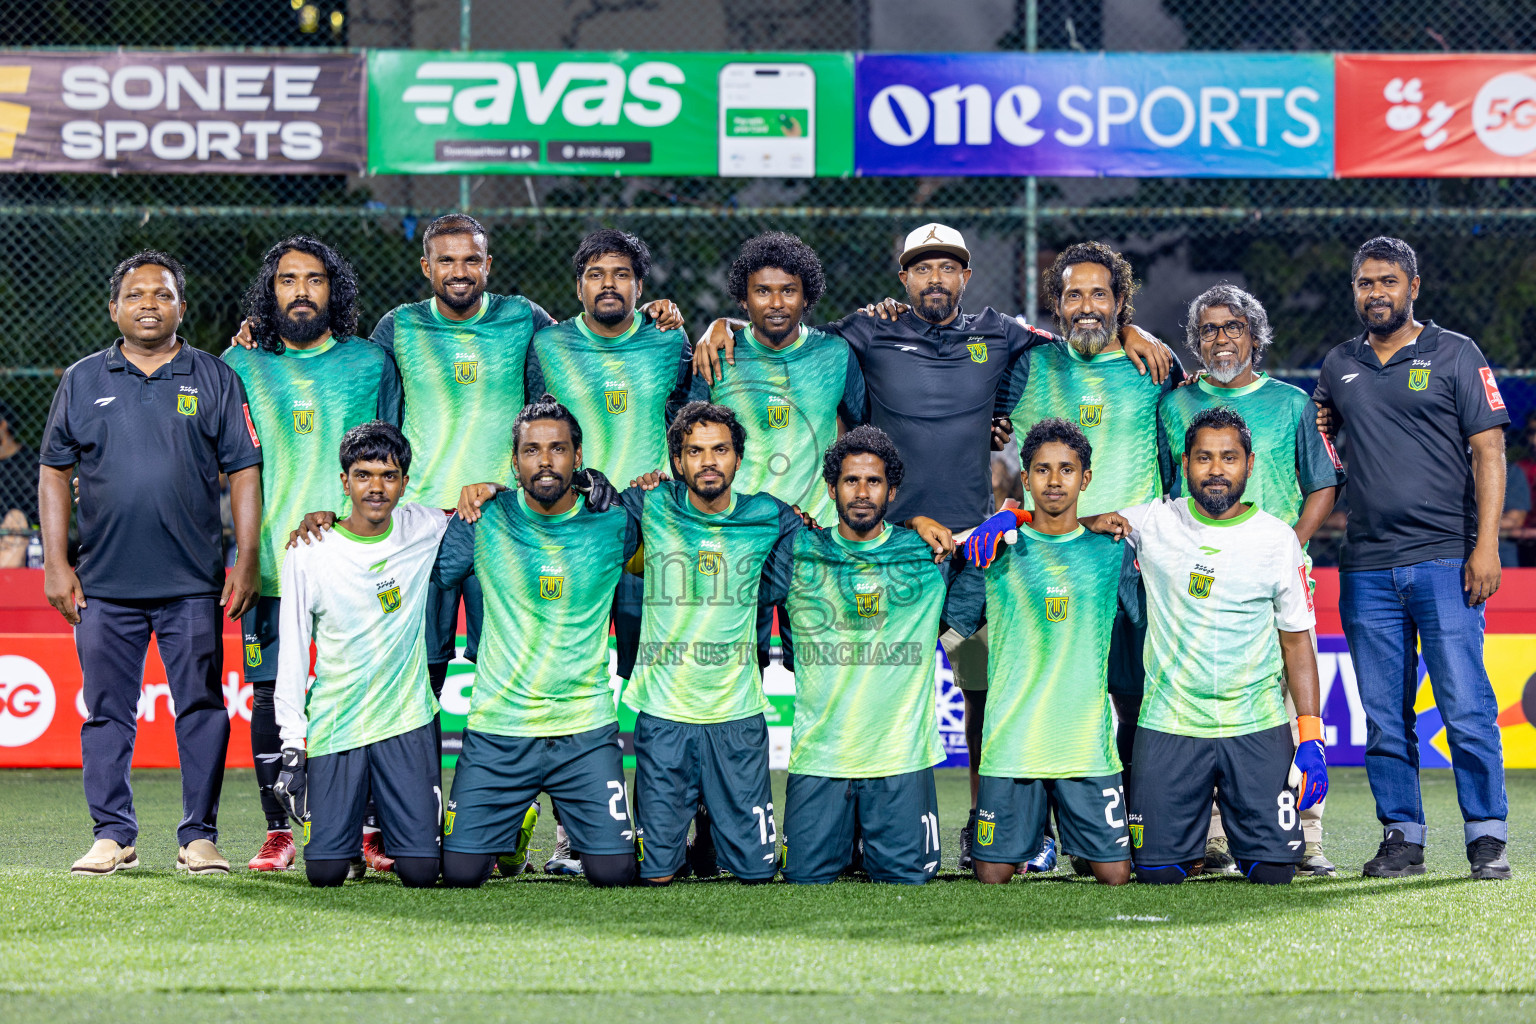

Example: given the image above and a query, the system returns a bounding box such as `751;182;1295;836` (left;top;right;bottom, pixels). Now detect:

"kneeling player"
964;419;1136;885
272;422;449;888
436;396;640;888
1086;408;1328;884
783;426;962;884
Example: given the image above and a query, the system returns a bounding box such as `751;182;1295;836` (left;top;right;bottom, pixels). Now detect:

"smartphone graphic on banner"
718;62;816;177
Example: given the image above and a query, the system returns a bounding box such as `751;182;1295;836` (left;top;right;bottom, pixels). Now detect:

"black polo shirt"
1313;321;1509;571
40;339;263;600
821;306;1052;530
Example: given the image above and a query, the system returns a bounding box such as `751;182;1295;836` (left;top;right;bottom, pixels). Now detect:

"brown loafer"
176;838;230;875
71;839;139;876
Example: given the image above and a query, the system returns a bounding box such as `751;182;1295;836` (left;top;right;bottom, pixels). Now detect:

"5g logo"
0;655;56;747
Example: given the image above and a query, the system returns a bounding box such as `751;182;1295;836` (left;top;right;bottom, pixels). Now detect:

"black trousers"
75;596;228;847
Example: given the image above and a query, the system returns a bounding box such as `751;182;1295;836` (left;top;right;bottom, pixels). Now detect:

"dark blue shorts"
305;722;442;860
783;768;940;884
445;724;634;856
975;773;1131;865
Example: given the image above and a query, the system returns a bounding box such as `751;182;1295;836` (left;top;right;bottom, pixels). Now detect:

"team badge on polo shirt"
177;393;198;416
967;340;988;363
1408;367;1431;391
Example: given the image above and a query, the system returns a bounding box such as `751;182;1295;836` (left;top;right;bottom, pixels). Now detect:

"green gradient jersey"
1157;374;1345;529
690;325;866;526
532;314;691;486
371;293;552;507
1123;497;1315;739
620;480;802;725
982;527;1135;778
786;525;949;777
272;503;447;756
223;336;402;596
1004;340;1182;516
434;491;640;738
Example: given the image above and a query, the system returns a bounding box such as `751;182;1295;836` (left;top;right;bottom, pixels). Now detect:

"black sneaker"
958;824;974;871
686;807;720;879
1069;854;1094;877
1467;837;1512;880
1363;829;1425;877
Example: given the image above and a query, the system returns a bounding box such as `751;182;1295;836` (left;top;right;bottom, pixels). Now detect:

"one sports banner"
855;52;1333;177
1335;53;1536;177
367;50;854;177
0;51;366;173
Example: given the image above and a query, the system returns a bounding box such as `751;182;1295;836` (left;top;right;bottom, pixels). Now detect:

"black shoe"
1363;829;1425;878
686;807;720;879
1069;854;1094;877
1467;837;1512;880
958;824;974;872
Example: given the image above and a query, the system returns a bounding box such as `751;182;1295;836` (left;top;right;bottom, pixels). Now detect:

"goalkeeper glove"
272;747;309;824
572;467;618;513
1287;715;1328;810
964;507;1031;569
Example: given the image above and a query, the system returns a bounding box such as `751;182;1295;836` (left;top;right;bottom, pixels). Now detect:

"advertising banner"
855;52;1333;177
1335;54;1536;177
367;50;854;177
0;51;366;174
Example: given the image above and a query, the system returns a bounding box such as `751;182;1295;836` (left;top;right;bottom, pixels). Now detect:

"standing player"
783;426;963;885
1159;284;1344;876
1086;408;1327;885
966;419;1136;886
223;236;402;872
435;396;640;889
620;402;803;885
532;229;691;873
272;421;450;888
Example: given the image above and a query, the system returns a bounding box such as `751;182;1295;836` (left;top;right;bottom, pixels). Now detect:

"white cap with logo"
899;223;970;268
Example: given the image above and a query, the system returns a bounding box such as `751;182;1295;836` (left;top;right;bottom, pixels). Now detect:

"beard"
589;292;630;326
1203;353;1252;384
915;285;957;323
1194;473;1248;516
436;278;483;313
1356;297;1410;336
277;302;330;344
837;497;887;534
688;471;730;503
1064;314;1113;357
524;471;570;505
758;319;798;346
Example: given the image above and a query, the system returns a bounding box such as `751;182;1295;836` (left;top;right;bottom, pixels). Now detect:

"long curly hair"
728;231;826;311
1042;240;1137;329
243;236;361;353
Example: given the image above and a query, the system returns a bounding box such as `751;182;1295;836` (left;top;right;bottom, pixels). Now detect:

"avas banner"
855;52;1334;177
1335;54;1536;177
367;50;854;177
0;51;365;173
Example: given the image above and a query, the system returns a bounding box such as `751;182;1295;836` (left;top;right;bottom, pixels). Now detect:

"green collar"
429;295;489;327
283;336;337;359
1197;371;1267;398
1187;496;1257;527
1065;343;1127;365
686;489;738;519
831;522;891;551
743;323;807;356
1022;524;1084;543
518;489;582;523
576;312;641;345
335;518;394;544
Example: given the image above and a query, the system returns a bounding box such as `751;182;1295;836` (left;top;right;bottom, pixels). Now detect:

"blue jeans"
1339;559;1507;846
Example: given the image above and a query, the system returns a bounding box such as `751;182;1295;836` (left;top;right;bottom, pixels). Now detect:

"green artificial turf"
2;767;1533;1023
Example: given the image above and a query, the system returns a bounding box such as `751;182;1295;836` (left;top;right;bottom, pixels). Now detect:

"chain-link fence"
4;0;1536;465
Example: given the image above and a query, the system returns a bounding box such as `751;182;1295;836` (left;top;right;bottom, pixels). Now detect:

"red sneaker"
247;830;296;872
362;830;394;873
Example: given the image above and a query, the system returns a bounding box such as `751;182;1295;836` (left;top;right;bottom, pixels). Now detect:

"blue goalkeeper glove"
1288;715;1328;810
964;507;1030;569
272;747;309;824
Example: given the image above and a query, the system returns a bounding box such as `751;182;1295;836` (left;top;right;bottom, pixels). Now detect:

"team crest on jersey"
855;591;880;618
453;360;478;385
604;389;628;414
378;586;402;613
1188;572;1214;599
967;341;988;363
976;821;995;846
1045;596;1069;622
1078;403;1103;427
539;575;564;600
444;811;455;836
767;405;790;429
176;394;198;416
1408;368;1431;391
1129;823;1143;849
244;643;262;668
292;409;315;434
301;819;311;846
698;550;723;576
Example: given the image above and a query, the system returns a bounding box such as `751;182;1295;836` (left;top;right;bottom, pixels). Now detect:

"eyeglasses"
1198;320;1249;341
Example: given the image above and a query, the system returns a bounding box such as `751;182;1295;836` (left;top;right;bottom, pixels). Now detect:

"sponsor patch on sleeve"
1320;429;1343;471
243;403;261;447
1480;367;1506;411
1300;565;1315;613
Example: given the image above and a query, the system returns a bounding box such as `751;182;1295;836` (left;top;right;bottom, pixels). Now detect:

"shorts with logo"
974;773;1130;864
1128;724;1301;865
633;711;776;880
305;722;442;861
240;596;282;684
445;723;634;856
427;572;483;666
783;768;940;884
